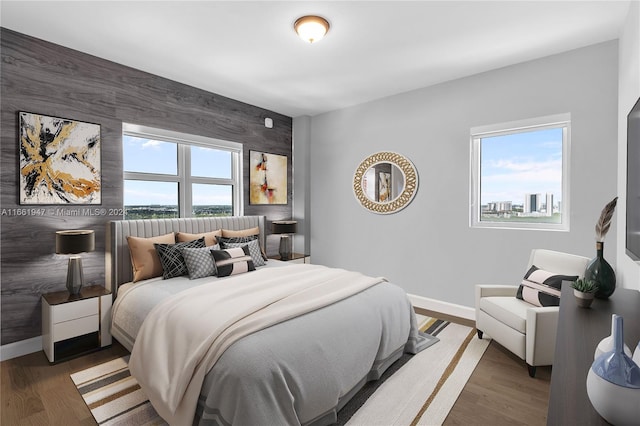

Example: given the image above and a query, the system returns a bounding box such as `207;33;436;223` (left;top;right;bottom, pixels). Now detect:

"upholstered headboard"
106;216;266;297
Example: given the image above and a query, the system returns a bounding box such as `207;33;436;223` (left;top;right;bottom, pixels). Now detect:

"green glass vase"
585;241;616;299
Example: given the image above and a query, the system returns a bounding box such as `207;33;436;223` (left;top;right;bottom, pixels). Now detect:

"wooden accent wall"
0;28;293;345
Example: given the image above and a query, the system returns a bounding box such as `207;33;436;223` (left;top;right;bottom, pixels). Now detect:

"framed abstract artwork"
249;150;287;205
19;112;101;205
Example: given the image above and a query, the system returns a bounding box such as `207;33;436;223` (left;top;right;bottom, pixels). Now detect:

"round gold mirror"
353;151;418;214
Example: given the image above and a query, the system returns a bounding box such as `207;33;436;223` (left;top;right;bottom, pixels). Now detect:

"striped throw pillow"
516;265;579;307
211;246;256;277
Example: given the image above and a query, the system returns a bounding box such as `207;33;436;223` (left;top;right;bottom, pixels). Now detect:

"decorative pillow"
211;246;256;277
217;234;257;244
516;265;579;307
221;227;268;260
154;238;206;279
176;230;221;247
127;232;175;282
182;244;220;279
219;239;266;267
220;227;260;238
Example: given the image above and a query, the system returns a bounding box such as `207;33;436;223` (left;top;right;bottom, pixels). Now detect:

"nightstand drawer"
53;315;99;341
50;298;97;324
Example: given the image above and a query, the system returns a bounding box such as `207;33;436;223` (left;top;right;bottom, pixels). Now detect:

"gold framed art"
353;151;418;214
19;112;101;205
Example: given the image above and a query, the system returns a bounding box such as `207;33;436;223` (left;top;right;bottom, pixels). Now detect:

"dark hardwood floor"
1;343;129;426
416;307;551;425
1;323;550;426
444;343;551;426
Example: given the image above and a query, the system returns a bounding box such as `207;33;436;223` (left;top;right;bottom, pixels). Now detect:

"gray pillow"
219;239;266;267
218;235;268;261
182;244;220;279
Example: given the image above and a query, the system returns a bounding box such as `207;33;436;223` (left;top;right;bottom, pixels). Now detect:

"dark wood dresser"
547;284;640;425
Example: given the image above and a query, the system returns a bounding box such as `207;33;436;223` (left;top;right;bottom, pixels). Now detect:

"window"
123;124;242;220
470;114;570;231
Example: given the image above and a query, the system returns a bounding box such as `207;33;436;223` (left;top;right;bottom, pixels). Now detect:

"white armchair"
475;249;590;377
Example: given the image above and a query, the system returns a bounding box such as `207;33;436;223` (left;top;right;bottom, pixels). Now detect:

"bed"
107;216;431;426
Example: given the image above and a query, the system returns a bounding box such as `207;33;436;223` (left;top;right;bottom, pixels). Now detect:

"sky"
480;127;563;206
123;136;233;205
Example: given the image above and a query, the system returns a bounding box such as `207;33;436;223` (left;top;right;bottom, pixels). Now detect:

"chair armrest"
475;285;519;323
525;306;560;366
475;285;518;300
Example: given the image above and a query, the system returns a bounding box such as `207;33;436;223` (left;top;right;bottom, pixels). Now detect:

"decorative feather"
595;196;618;242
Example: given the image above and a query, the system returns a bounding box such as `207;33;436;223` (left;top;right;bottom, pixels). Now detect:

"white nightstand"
269;253;311;264
42;285;112;363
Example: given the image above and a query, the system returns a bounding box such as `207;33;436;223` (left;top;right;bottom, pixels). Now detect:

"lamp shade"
56;230;95;254
272;221;297;235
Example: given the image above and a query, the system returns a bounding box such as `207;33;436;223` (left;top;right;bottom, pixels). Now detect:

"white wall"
616;1;640;291
293;115;312;255
306;41;619;308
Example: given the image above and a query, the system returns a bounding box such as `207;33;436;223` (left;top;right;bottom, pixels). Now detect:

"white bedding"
110;261;429;426
110;260;287;351
128;264;387;425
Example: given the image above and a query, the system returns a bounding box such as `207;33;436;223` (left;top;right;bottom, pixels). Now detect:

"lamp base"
66;256;84;295
279;235;292;260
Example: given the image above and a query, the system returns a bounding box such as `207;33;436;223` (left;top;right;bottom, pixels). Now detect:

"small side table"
42;285;112;363
269;253;311;264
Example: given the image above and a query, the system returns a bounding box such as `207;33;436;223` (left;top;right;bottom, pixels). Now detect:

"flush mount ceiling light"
294;15;330;43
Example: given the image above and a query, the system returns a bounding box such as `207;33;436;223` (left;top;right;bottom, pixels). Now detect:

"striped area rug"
70;316;488;426
346;316;490;425
70;356;163;426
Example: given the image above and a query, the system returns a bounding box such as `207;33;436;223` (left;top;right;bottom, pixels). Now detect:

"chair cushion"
479;296;530;334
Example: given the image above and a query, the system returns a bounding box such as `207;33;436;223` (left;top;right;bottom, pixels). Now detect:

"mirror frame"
353;151;418;214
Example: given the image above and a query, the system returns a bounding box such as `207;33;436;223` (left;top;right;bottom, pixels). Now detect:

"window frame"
469;113;571;231
123;123;243;218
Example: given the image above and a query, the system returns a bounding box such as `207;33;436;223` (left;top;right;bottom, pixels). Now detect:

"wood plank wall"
0;28;293;345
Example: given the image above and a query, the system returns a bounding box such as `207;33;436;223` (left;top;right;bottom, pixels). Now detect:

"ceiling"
0;1;631;117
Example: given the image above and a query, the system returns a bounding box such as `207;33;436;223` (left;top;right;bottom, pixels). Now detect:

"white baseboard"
1;336;43;362
408;294;475;321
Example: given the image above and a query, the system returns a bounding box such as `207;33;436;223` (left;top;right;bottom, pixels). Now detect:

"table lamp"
56;229;95;295
272;220;297;260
